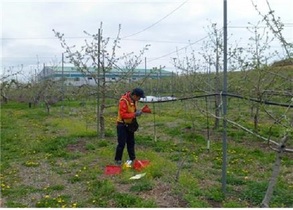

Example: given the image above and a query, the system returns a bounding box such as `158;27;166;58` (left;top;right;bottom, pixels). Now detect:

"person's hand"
135;110;142;117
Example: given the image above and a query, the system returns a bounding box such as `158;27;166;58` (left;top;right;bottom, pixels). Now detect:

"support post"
222;0;228;195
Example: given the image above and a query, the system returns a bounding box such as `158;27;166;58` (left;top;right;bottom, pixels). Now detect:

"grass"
1;99;293;207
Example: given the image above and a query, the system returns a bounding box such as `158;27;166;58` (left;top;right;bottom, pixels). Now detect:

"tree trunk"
45;101;50;114
99;69;106;139
254;106;259;132
214;50;220;129
214;94;220;129
261;135;288;207
1;94;8;104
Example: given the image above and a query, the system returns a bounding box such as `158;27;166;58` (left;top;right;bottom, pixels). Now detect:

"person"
114;88;145;166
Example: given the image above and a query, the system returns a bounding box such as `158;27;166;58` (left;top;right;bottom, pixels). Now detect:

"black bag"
125;118;139;132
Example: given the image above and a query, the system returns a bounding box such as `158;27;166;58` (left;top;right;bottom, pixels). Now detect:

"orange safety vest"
117;92;137;124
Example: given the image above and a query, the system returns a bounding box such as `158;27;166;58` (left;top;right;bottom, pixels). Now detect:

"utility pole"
97;28;101;136
145;57;147;92
61;53;64;117
144;57;147;76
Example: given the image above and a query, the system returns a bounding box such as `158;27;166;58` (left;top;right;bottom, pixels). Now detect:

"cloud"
1;0;292;79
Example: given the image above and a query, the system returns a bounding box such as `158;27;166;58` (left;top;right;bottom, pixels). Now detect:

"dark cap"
132;88;145;98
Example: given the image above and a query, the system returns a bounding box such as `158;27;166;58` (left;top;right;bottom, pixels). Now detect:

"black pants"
115;123;135;161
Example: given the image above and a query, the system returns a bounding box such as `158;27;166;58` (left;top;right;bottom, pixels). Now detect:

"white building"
37;66;174;86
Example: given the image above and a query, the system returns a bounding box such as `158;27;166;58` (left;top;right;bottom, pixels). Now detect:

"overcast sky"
1;0;292;80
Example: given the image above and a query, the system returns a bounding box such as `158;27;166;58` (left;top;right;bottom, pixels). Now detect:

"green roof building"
38;66;173;86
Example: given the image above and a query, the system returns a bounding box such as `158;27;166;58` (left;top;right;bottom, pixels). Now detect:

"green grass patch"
113;192;156;207
1;99;292;207
129;179;153;192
